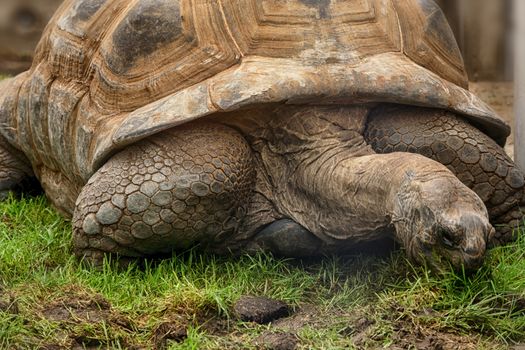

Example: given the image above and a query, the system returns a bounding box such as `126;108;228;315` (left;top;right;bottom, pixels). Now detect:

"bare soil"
36;287;136;349
32;287;498;349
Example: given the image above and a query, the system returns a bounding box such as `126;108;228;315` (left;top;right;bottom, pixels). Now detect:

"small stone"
234;296;291;324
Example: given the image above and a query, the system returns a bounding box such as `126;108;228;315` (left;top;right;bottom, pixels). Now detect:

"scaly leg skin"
365;105;525;245
0;136;37;199
72;123;255;266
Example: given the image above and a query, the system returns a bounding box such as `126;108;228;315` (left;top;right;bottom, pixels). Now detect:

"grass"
0;195;524;349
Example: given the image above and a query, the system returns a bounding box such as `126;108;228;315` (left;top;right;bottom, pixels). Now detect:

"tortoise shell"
0;0;509;183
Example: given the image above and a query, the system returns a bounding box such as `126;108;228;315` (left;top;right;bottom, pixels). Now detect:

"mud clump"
234;295;291;324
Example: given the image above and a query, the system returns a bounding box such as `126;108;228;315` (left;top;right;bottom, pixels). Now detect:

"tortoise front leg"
72;122;255;265
0;136;37;199
365;105;524;245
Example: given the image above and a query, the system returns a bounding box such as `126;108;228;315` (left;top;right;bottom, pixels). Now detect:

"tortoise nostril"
439;228;460;248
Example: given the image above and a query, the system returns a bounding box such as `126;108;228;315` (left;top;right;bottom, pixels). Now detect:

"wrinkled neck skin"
222;104;401;246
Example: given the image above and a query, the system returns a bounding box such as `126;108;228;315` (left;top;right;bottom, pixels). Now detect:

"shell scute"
393;0;468;88
105;0;183;74
0;0;508;185
92;0;241;112
57;0;108;37
420;1;462;60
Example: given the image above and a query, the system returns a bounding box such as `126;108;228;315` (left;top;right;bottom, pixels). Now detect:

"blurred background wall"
436;0;513;81
0;0;514;82
0;0;62;74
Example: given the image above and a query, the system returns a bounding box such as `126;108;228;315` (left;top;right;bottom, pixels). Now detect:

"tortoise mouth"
410;219;489;273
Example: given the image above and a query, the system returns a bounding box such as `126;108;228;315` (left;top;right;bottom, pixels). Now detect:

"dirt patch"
348;316;486;350
41;293;111;323
8;285;509;349
255;331;298;350
270;304;329;332
349;303;491;350
267;303;495;349
152;321;188;349
37;286;136;349
385;322;482;350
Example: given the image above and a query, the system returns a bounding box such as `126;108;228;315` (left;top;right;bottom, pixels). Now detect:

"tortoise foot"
75;248;137;270
490;206;524;246
72;122;255;260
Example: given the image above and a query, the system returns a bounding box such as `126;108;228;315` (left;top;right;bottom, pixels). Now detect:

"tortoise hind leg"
364;105;524;245
0;136;38;199
72;122;255;265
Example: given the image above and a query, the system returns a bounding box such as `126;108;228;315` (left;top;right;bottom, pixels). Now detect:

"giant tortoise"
0;0;522;271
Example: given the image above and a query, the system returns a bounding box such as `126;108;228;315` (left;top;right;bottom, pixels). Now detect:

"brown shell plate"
0;0;509;181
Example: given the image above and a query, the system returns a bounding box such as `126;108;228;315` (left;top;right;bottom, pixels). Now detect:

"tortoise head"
393;173;493;273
